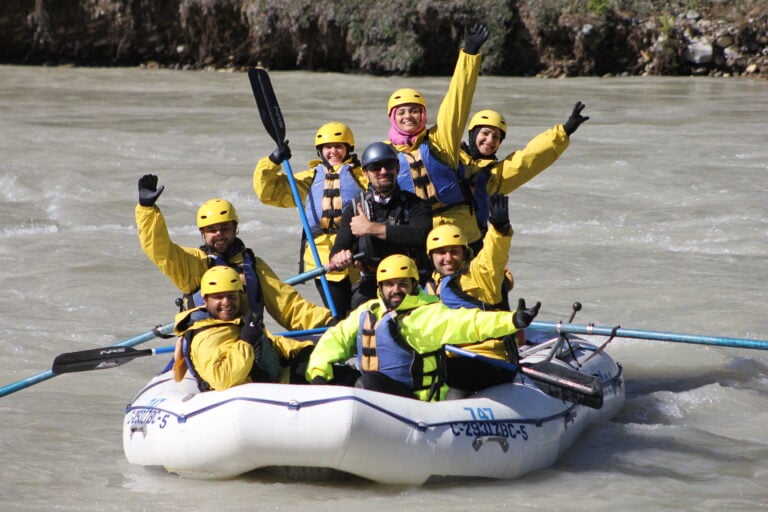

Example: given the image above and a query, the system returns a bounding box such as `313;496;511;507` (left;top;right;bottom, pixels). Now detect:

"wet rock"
685;40;714;64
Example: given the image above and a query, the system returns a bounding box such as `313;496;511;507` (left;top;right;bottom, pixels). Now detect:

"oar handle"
282;253;365;286
444;344;603;408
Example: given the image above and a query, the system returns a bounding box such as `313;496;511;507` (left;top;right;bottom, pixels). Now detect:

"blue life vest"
396;142;469;208
355;308;444;398
189;245;265;322
438;272;510;312
306;162;364;236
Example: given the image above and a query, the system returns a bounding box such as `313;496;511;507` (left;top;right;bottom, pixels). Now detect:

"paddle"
0;321;175;398
248;66;339;318
52;346;175;375
445;345;604;409
0;262;335;398
50;327;329;375
528;321;768;351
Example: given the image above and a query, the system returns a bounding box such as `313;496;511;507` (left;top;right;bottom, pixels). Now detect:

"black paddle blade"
52;346;150;375
247;67;287;147
523;361;604;409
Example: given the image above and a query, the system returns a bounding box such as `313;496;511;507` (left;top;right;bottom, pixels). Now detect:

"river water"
1;65;766;511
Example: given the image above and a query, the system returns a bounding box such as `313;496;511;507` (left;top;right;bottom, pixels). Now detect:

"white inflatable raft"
123;335;624;484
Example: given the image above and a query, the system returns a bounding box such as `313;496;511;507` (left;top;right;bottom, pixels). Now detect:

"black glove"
513;298;541;329
239;312;264;349
138;174;164;207
463;23;489;55
310;376;327;385
563;101;589;136
487;193;511;234
268;140;291;164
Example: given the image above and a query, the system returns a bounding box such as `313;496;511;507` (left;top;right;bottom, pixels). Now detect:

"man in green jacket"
306;254;540;401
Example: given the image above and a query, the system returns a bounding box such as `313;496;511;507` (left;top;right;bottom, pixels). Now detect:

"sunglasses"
364;161;399;173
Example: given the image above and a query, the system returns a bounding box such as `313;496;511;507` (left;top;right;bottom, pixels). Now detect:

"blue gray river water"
1;65;767;511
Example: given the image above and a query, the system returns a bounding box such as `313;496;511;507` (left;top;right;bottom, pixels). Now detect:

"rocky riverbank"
1;0;766;78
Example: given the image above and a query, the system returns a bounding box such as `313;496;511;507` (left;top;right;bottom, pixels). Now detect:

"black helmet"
361;142;399;170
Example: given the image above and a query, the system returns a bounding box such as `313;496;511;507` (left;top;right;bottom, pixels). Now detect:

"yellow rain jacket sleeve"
416;49;482;169
396;291;518;352
304;300;371;382
451;224;514;360
253;255;333;330
174;312;255;391
135;204;209;294
252;156;314;208
464;125;570;196
457;223;512;305
267;331;314;361
390;50;482;243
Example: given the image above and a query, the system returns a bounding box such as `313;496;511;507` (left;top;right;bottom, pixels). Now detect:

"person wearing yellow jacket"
173;266;314;390
306;254;541;401
385;23;489;250
461;103;589;252
135;174;333;339
253;122;367;317
425;195;520;394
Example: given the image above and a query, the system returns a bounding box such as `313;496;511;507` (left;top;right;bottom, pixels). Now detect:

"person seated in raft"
306;254;541;401
424;195;522;395
383;23;489;254
329;143;432;311
253;122;367;318
173;266;313;390
461;104;589;251
135;174;333;345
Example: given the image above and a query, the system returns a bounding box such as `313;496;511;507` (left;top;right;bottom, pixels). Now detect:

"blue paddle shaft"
0;263;335;398
0;322;175;398
528;321;768;351
280;159;338;317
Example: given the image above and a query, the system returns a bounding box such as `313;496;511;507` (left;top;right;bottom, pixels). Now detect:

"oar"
0;321;175;398
445;345;604;409
52;346;175;375
283;252;364;286
0;264;334;398
528;321;768;351
50;327;330;375
248;66;339;318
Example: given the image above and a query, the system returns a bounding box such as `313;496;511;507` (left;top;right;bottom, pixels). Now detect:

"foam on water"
0;67;766;511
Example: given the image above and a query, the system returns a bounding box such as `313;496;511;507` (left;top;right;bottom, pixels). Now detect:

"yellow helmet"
426;224;468;254
200;266;243;297
197;198;239;228
387;88;426;114
315;122;355;150
376;254;418;283
469;109;508;136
